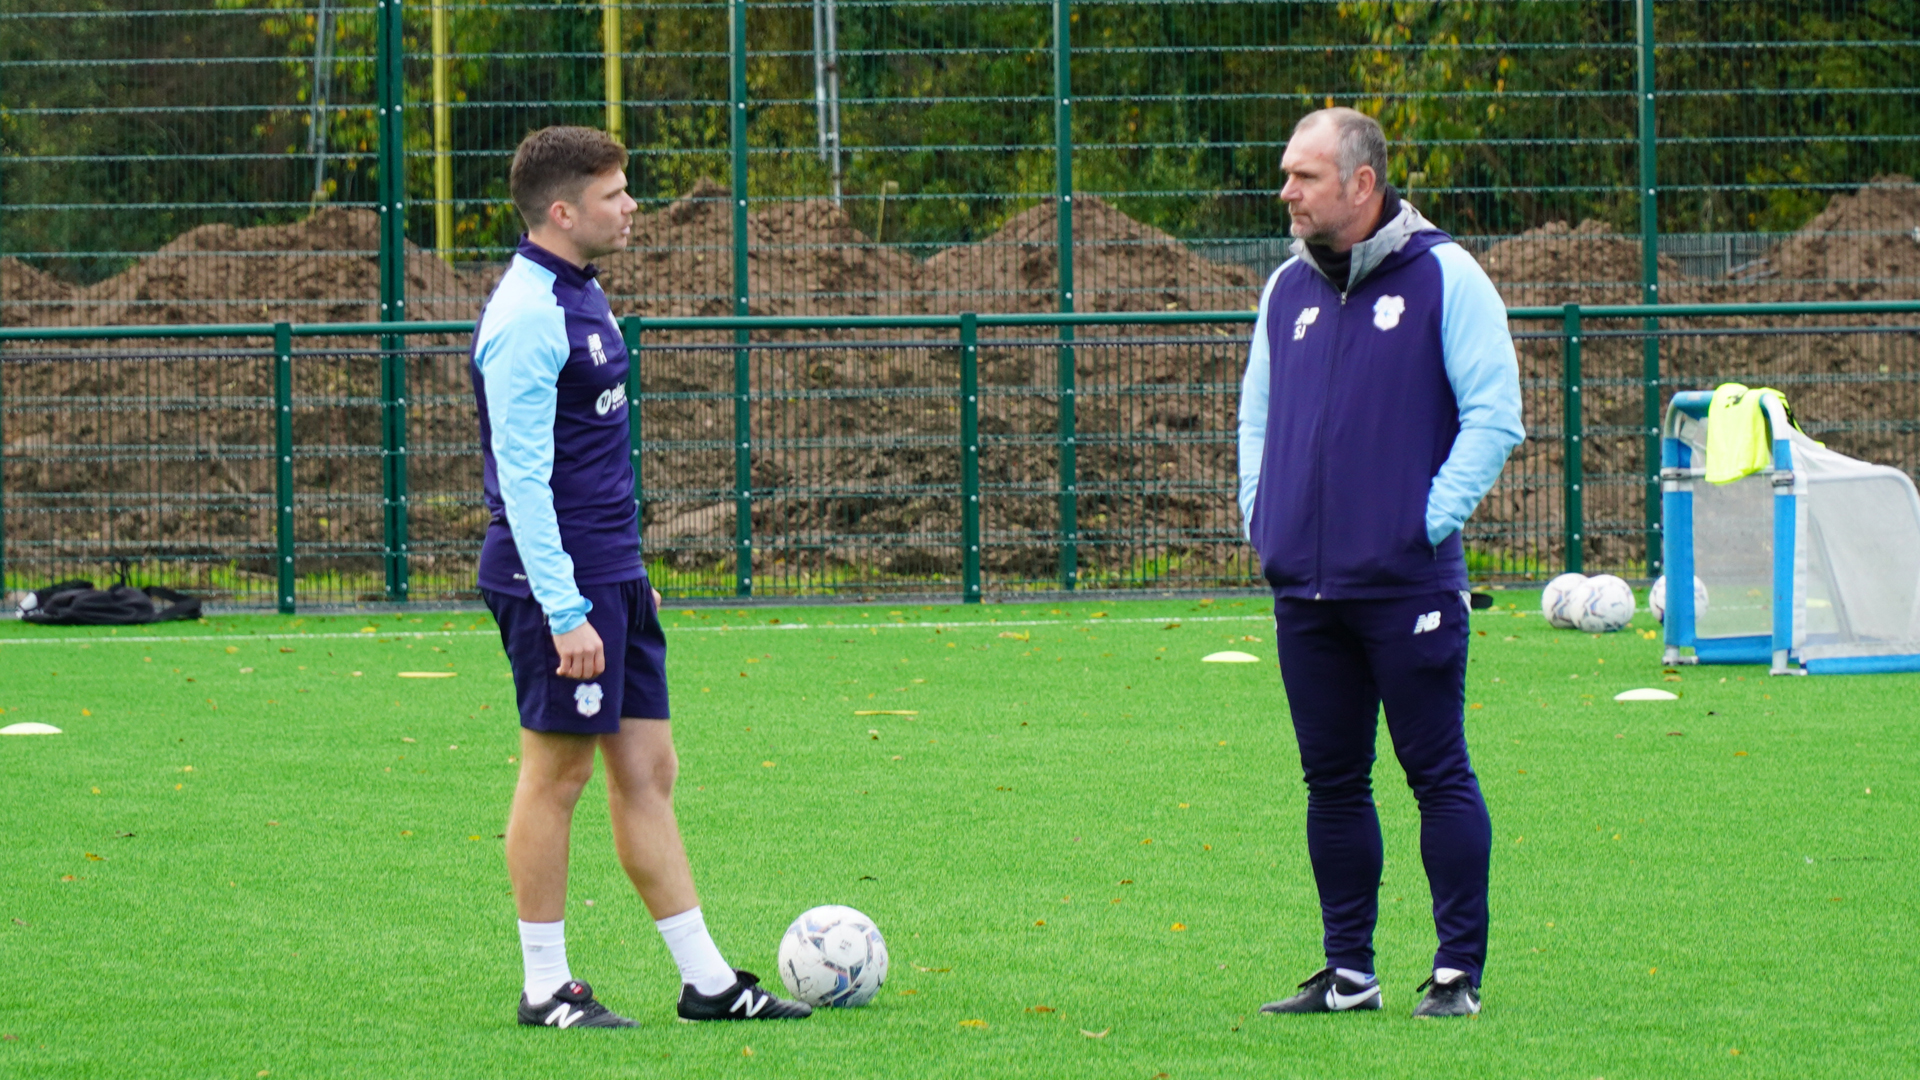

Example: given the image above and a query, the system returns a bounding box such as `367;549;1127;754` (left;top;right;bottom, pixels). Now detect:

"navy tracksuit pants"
1274;589;1492;982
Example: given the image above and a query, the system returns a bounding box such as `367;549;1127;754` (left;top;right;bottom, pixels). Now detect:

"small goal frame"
1661;388;1920;677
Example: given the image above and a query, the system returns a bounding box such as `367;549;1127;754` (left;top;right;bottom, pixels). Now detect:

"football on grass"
1569;574;1636;633
1541;572;1588;629
777;905;887;1007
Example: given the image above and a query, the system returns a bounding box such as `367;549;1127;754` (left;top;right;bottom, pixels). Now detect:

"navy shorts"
482;577;669;735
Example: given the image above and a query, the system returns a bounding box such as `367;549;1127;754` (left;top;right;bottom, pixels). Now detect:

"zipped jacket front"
1243;204;1523;599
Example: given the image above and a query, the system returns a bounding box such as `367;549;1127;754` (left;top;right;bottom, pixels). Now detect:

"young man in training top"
472;126;810;1027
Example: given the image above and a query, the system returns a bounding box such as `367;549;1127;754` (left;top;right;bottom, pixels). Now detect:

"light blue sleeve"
1237;264;1288;543
1428;244;1527;546
476;285;592;635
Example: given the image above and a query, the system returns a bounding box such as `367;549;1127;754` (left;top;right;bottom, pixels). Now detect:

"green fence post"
0;331;6;598
274;323;296;614
730;0;752;598
1561;304;1584;575
623;315;644;563
960;312;981;603
377;0;410;602
0;127;6;598
1053;0;1077;592
1637;0;1661;578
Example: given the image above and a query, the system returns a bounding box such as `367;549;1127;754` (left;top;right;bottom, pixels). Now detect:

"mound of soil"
1761;174;1920;301
1471;177;1920;570
1478;176;1920;309
596;177;924;317
0;257;78;327
922;196;1260;314
1478;219;1689;308
73;207;493;326
6;179;1914;593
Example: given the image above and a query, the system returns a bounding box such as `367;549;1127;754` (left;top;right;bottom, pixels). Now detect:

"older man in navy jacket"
1238;108;1525;1019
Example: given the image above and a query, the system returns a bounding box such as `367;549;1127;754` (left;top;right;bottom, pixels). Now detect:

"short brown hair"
509;126;628;228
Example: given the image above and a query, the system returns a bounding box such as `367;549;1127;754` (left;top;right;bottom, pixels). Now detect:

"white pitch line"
667;613;1271;634
0;630;491;647
0;612;1275;647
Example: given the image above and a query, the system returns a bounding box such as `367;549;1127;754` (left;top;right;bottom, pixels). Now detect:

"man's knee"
635;746;678;798
607;727;678;801
1303;765;1375;808
518;735;598;804
1402;765;1485;814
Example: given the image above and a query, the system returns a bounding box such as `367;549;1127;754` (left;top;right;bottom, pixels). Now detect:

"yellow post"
603;0;623;143
432;0;453;262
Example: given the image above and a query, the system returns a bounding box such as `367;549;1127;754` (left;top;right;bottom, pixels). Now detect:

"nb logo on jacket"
1292;306;1320;341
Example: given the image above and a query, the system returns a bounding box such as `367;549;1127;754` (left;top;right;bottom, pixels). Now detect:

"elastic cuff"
547;600;592;636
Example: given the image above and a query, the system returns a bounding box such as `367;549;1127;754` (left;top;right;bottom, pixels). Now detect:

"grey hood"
1292;197;1441;294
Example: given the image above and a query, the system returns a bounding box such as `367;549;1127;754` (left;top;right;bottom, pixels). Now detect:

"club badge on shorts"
1373;295;1406;331
574;682;604;717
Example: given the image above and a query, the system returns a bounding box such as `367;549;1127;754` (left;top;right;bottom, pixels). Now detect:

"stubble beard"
1289;214;1343;248
580;222;631;262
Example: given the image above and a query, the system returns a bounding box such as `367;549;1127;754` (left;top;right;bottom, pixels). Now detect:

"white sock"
1434;966;1470;985
519;919;571;1005
1335;967;1377;985
656;907;736;996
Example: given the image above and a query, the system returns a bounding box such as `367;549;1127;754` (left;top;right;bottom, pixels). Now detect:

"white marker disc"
1202;651;1263;663
1613;688;1678;702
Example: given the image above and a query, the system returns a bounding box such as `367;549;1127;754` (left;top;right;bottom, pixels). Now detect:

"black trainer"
677;970;813;1021
1259;967;1383;1014
1411;971;1482;1018
517;979;637;1028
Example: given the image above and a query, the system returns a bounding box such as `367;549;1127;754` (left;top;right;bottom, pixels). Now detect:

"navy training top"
470;236;640;633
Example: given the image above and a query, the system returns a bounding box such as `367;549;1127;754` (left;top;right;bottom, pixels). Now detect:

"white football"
1648;575;1709;624
777;905;888;1008
1541;572;1588;629
1570;574;1635;633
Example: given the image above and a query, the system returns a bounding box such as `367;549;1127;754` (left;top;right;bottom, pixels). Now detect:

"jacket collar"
516;235;601;287
1293;193;1440;294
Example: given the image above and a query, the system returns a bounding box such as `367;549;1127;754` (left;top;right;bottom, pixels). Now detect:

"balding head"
1280;107;1390;251
1293;108;1388;187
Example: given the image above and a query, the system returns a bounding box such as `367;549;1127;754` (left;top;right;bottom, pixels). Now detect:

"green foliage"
2;1;1914;276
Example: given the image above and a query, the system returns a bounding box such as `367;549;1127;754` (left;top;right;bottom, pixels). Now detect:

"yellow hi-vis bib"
1705;383;1789;485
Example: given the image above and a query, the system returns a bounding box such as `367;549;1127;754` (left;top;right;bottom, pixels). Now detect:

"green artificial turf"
0;595;1914;1079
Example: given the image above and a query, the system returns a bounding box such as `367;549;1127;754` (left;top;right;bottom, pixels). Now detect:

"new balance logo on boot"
516;980;637;1028
1260;968;1382;1014
677;970;812;1022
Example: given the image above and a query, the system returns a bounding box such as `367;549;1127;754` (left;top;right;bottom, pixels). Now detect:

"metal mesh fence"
0;2;386;325
0;337;286;602
4;2;1916;326
4;310;1916;606
633;320;1256;598
1554;313;1920;576
2;2;1917;606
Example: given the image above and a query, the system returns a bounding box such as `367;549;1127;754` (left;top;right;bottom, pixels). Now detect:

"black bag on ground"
17;580;202;625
